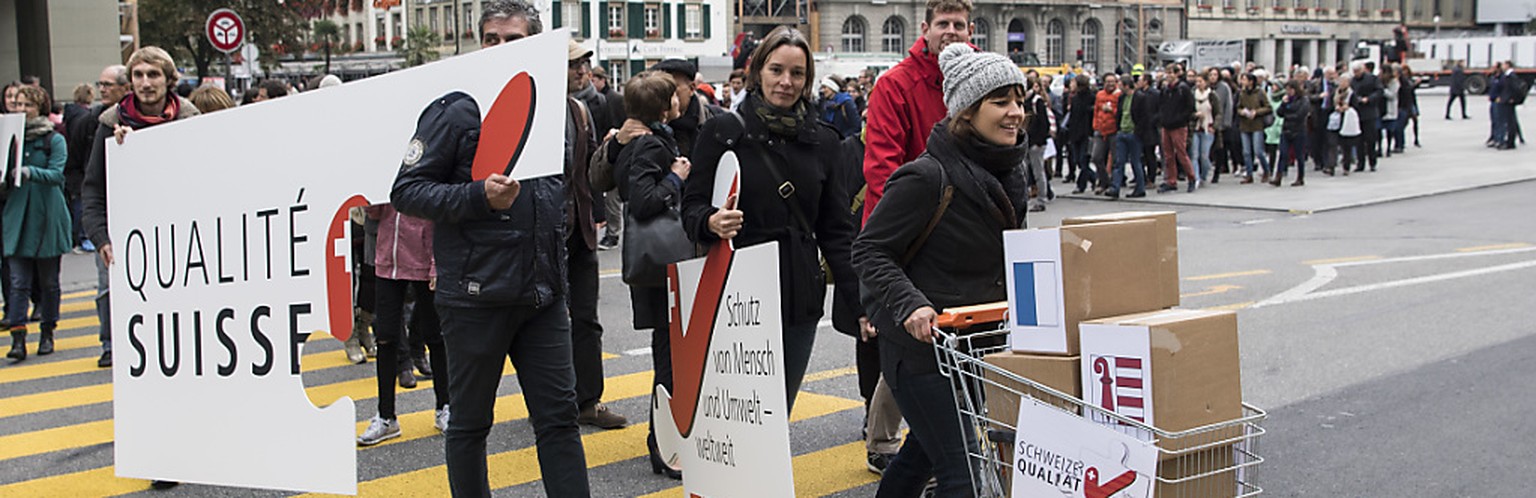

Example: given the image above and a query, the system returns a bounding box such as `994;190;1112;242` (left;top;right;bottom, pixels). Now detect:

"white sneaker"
435;405;451;433
357;416;401;446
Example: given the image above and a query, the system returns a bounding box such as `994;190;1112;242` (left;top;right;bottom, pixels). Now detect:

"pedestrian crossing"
0;292;885;496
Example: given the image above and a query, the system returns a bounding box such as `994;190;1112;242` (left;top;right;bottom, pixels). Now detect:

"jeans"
374;278;448;419
875;348;978;498
1447;93;1468;118
1278;133;1308;181
1497;103;1519;146
1189;130;1215;181
1160;127;1194;186
1087;133;1111;190
603;188;623;239
6;257;60;330
1068;137;1092;189
97;253;111;352
1025;145;1049;208
69;196;84;246
439;302;588;498
566;234;605;410
1241;130;1270;176
1111;133;1146;194
783;321;818;414
1361;116;1380;167
1382;118;1399;151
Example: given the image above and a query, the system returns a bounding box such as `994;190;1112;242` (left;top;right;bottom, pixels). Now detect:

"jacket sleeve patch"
402;138;426;168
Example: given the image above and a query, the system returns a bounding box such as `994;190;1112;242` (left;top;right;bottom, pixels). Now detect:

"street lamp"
1433;14;1441;37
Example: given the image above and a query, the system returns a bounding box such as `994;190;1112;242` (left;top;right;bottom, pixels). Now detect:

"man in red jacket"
856;0;973;476
862;0;974;224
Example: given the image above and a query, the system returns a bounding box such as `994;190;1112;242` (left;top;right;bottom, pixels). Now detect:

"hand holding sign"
708;194;743;240
484;174;521;210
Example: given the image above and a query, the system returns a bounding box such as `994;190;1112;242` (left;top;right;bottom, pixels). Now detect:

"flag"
1012;261;1060;327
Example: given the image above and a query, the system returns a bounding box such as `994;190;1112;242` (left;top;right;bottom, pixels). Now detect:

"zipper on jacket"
389;212;401;280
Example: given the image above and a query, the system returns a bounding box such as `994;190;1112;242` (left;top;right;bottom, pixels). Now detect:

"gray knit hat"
939;44;1027;118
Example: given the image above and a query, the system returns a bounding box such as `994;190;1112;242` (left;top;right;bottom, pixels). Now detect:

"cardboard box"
1062;211;1180;310
1157;444;1241;497
1004;220;1165;355
981;352;1080;493
1079;308;1244;456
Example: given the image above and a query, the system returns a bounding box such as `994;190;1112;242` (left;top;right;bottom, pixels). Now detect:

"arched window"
881;16;905;53
1080;19;1100;68
842;16;867;52
1045;19;1065;66
971;18;991;52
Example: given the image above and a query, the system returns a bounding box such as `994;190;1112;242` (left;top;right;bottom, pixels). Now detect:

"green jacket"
4;132;72;258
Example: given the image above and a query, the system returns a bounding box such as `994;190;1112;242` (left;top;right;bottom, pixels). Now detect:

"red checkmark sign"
470;72;538;181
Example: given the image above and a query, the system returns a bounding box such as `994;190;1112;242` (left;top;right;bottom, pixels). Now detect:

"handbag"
621;203;693;287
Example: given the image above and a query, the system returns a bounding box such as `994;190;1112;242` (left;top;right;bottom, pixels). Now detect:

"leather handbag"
621;203;694;287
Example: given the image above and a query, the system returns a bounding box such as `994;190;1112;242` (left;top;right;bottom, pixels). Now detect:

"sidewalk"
1060;93;1536;213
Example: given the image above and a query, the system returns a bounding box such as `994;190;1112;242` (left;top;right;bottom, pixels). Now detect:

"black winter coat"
1351;72;1385;120
391;92;566;309
1159;80;1195;130
855;123;1028;362
1065;90;1095;142
614;127;684;329
681;94;857;326
1279;95;1311;137
1132;88;1162;144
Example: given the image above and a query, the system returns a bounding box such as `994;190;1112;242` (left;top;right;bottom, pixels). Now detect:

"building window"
972;18;990;52
563;1;585;36
610;60;629;82
463;3;473;34
1080;19;1099;67
430;7;439;33
1452;0;1462;17
881;16;905;53
608;3;625;38
1411;0;1423;16
1223;0;1234;8
1045;19;1064;65
686;4;703;39
644;4;660;38
842;16;867;52
414;8;424;27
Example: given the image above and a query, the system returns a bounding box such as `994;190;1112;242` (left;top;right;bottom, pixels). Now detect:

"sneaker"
97;350;113;368
342;335;365;365
578;403;629;429
82;239;96;252
413;356;433;379
398;368;417;389
1126;190;1147;198
435;405;451;433
149;480;180;490
357;416;401;446
597;234;619;250
867;452;895;475
1156;184;1177;194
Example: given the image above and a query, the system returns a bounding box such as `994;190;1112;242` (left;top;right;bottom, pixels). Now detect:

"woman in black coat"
1064;75;1096;188
855;44;1031;497
680;26;857;416
614;71;691;479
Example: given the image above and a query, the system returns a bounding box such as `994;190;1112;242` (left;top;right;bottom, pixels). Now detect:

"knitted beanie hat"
939;44;1027;118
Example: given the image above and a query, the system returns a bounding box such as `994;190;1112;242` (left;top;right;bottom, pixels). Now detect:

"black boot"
7;329;26;362
37;325;53;355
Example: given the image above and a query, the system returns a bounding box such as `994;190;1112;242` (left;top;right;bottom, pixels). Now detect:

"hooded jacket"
365;204;435;282
861;37;949;224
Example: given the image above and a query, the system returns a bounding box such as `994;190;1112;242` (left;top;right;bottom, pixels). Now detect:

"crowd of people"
6;0;1527;495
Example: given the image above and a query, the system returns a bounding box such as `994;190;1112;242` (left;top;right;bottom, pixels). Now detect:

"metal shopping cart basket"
930;303;1266;498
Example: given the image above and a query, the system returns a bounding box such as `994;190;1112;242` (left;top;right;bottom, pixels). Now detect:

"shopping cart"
930;303;1266;498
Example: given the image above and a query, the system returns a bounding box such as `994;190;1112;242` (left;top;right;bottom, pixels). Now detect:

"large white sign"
1012;398;1158;498
655;236;794;497
1;114;22;182
106;30;569;494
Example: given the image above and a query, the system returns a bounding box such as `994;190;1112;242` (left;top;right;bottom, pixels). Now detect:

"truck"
1157;39;1246;71
1408;35;1536;94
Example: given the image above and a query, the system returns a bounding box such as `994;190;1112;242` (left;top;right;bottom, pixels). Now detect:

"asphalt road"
2;100;1534;497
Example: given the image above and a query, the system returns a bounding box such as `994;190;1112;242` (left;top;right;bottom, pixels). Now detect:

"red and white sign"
206;8;245;54
1080;323;1155;441
1011;398;1157;498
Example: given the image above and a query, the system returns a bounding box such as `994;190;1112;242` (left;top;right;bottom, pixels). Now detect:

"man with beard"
80;47;200;491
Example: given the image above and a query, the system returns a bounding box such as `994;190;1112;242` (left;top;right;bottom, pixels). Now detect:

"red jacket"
862;37;949;223
1092;88;1122;136
366;204;436;282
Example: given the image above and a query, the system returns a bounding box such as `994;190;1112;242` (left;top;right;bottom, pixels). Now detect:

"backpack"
1511;77;1531;105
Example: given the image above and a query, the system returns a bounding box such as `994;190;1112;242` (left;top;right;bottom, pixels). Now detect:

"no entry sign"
206;8;245;54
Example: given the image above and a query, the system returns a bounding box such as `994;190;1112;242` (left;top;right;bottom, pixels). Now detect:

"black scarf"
928;122;1030;229
742;91;812;138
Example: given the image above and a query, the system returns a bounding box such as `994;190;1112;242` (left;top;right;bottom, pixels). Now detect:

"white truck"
1157;40;1246;71
1408;35;1536;94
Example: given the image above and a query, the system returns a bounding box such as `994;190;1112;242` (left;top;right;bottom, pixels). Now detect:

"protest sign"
1011;398;1158;498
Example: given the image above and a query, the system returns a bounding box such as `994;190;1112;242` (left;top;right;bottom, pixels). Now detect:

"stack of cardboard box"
980;211;1245;496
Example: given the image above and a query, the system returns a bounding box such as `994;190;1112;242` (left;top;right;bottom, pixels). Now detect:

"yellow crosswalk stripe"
295;391;862;498
0;356;107;385
0;466;136;497
638;439;877;498
62;289;95;300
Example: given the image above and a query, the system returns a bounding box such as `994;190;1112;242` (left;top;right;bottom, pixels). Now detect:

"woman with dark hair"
1398;64;1421;150
4;86;70;362
681;24;857;418
614;70;691;480
1235;72;1272;183
1380;64;1400;157
855;43;1030;497
1064;74;1095;191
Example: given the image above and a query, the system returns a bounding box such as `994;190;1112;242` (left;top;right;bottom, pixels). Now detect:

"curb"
1057;175;1536;215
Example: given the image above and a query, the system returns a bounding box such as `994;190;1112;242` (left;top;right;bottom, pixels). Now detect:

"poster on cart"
655;236;794;497
104;31;570;494
1012;398;1158;498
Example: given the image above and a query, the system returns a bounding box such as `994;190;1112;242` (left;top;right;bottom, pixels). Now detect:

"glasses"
569;59;591;70
95;81;118;88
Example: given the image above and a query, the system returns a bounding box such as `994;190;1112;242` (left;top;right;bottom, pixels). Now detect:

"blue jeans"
1278;133;1308;180
6;256;60;330
1189;130;1215;181
1490;101;1504;142
97;253;111;352
1496;103;1518;146
1241;130;1270;177
438;301;589;498
1111;133;1146;194
876;347;978;498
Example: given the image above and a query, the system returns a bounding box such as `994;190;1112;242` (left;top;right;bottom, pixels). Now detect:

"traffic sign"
206;8;245;54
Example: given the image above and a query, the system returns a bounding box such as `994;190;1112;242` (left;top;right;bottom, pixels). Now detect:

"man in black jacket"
1446;61;1469;119
1349;61;1385;170
389;2;590;495
1494;62;1524;150
1107;74;1156;199
1158;64;1197;193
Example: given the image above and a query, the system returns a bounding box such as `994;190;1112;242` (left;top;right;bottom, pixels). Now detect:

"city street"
1;93;1534;497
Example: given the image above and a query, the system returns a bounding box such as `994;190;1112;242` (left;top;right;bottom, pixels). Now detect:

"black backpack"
1511;77;1531;106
